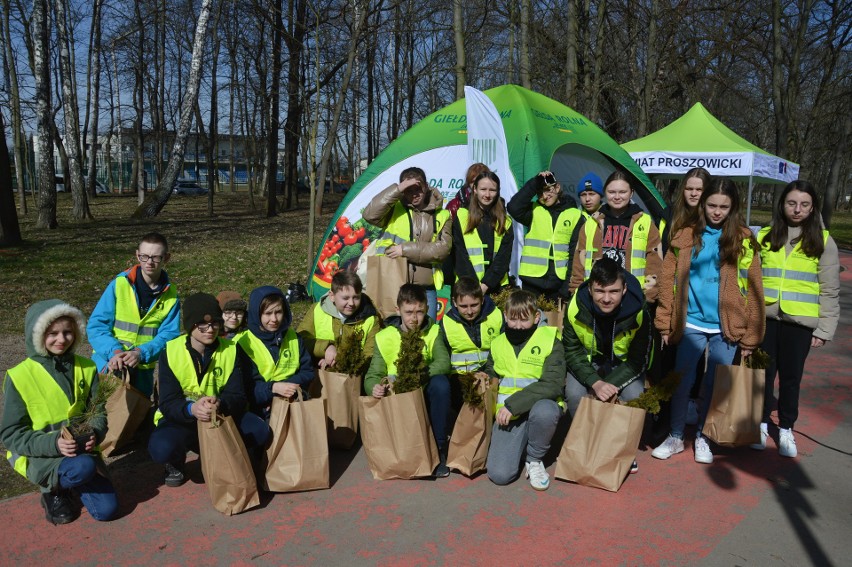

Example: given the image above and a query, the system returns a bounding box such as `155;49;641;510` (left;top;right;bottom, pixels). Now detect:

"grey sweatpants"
564;371;645;418
486;399;562;485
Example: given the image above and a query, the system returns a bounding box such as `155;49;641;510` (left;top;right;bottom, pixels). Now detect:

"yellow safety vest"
153;336;237;425
5;357;96;477
374;201;450;289
519;206;580;279
441;309;504;373
455;208;512;287
238;329;301;382
311;302;377;346
374;324;441;378
566;294;642;363
490;326;557;415
758;227;827;317
106;275;178;370
582;213;652;285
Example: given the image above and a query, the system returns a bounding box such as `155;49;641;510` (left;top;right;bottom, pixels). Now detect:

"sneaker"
779;428;797;458
525;461;550;491
41;491;78;525
651;435;685;460
750;422;768;451
694;435;714;464
433;443;450;478
164;463;186;487
685;399;699;426
629;460;639;474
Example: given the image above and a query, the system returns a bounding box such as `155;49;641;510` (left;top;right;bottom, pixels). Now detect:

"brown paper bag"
358;385;439;480
264;393;330;492
312;369;360;449
555;396;646;492
543;299;566;337
197;410;260;515
702;362;765;447
446;375;496;476
365;255;408;318
100;369;153;457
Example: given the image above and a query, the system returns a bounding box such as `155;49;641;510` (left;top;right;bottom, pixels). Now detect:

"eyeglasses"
195;322;220;332
223;311;244;318
138;254;164;264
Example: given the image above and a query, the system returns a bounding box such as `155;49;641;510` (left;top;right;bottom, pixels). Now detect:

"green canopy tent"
622;102;800;224
308;84;665;302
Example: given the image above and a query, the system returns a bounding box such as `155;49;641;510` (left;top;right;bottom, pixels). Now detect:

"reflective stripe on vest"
566;293;642;363
442;309;503;373
153;337;237;425
374;200;449;289
758;227;827;317
238;329;301;382
490;326;557;415
519;206;580;278
106;275;178;370
582;214;652;284
5;357;95;478
374;324;441;377
456;208;511;286
312;302;377;346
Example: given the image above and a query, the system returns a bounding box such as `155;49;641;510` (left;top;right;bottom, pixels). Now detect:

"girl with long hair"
666;167;712;246
453;171;514;294
652;179;765;464
753;180;839;457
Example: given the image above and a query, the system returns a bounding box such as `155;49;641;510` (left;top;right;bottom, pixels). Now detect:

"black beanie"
183;292;224;331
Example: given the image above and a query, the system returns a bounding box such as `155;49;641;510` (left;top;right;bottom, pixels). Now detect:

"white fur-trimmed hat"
25;300;87;357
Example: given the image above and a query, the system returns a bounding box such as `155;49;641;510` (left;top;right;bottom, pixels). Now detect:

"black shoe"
434;443;450;478
41;491;78;525
630;460;639;474
164;463;186;487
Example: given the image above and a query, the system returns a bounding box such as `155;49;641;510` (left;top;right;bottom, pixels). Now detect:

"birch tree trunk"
453;0;465;100
265;0;284;217
1;0;28;213
84;0;103;199
0;110;22;244
132;0;214;218
519;0;531;89
32;0;56;228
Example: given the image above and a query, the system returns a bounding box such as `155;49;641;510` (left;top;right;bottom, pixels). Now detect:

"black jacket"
452;204;515;291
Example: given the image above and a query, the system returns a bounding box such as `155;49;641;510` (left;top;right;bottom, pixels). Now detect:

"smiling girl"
652;179;765;465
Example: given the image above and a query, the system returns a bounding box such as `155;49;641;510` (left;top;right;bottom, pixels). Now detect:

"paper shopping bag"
555;396;646;492
99;369;153;457
358;386;438;480
312;369;360;449
446;375;497;476
702;362;765;447
365;255;408;319
543;299;566;338
264;393;329;492
197;411;260;515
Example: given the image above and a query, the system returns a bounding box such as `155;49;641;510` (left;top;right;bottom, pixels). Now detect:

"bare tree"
0;110;22;245
32;0;56;229
452;0;465;99
1;0;28;214
133;0;214;218
83;0;104;199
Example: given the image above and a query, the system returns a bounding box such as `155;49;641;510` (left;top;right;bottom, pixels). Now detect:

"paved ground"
1;254;850;566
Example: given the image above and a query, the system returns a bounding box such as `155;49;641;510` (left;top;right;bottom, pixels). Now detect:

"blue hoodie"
244;286;314;408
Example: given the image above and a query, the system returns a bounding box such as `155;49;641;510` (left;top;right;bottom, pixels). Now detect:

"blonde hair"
503;289;537;321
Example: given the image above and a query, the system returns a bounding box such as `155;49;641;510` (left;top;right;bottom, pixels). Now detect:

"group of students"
1;163;839;525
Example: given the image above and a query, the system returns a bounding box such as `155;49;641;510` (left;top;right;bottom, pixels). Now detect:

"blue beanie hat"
577;172;603;197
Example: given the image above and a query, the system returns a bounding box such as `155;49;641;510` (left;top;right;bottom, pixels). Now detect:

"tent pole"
746;175;754;226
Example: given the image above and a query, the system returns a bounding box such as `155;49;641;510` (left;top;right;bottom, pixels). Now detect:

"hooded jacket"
242;286;314;408
362;183;453;288
569;203;663;302
562;273;651;389
507;174;583;297
655;227;766;349
1;300;105;492
363;316;451;394
296;291;380;365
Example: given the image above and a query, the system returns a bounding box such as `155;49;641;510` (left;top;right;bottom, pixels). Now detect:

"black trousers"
761;318;813;429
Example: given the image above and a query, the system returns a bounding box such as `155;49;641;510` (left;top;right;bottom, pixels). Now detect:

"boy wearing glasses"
87;232;181;397
148;293;270;487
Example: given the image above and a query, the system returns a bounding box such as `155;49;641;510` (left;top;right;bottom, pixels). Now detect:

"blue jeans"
425;374;451;445
148;413;271;466
669;327;737;438
57;455;118;521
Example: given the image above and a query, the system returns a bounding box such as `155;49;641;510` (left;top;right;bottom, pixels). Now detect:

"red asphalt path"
2;254;851;565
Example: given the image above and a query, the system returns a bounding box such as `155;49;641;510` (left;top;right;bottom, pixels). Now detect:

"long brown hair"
465;171;508;236
761;180;825;258
670;167;712;241
692;178;754;266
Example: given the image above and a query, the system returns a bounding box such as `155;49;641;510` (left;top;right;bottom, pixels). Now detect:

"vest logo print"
211;367;224;378
530;346;541;355
487;327;495;336
281;349;291;359
563;219;572;227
